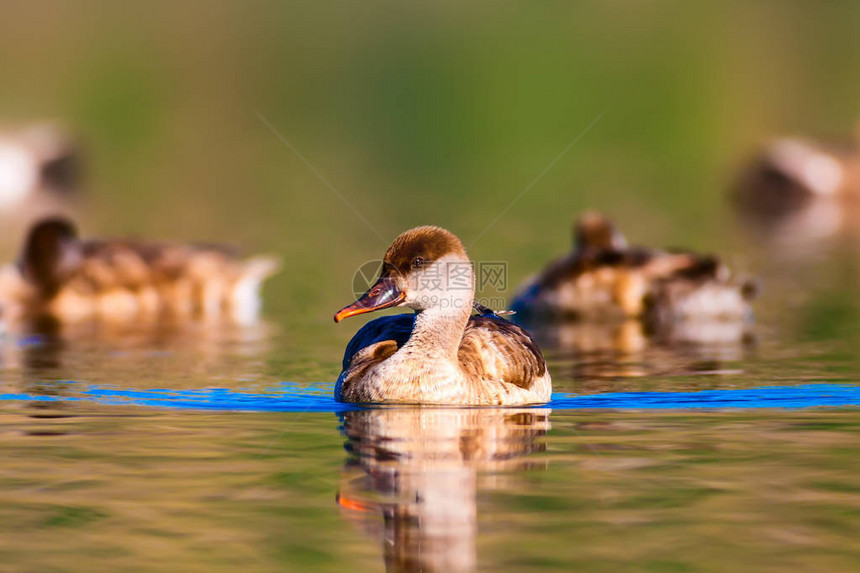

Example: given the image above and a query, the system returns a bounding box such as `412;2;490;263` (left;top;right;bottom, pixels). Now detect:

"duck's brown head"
334;226;472;322
574;211;627;252
18;218;81;294
0;217;81;325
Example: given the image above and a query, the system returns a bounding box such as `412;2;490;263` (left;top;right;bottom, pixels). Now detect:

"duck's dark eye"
411;257;425;269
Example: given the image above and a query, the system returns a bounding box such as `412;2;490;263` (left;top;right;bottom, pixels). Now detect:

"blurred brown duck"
0;217;280;326
735;128;860;212
510;211;756;323
334;226;551;405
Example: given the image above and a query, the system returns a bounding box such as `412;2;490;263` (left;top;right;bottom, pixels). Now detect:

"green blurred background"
2;0;859;380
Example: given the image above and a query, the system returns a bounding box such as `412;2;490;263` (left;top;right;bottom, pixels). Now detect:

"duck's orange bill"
334;276;405;322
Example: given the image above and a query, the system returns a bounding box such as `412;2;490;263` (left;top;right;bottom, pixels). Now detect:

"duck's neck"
403;300;472;361
399;252;476;362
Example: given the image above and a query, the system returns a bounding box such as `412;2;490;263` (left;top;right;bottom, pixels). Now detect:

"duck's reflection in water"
0;316;274;391
736;195;860;258
337;407;550;573
519;318;752;383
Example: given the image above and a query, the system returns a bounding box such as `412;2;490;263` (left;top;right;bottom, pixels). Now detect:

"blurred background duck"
510;211;757;325
733;125;860;252
333;226;551;405
0;122;81;212
735;125;860;213
0;217;280;328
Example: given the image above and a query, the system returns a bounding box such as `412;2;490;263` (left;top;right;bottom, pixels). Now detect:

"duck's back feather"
458;315;546;390
534;247;697;292
511;245;701;319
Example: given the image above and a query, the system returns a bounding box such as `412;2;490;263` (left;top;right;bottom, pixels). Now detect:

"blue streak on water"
1;383;859;412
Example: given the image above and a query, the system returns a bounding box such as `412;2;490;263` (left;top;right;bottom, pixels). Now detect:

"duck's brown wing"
458;316;547;390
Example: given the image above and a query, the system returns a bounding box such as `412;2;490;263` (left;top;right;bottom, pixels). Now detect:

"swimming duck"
333;226;551;405
735;130;860;212
0;217;280;326
510;212;756;323
0;123;80;210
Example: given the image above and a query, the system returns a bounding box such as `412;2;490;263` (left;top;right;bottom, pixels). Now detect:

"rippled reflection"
518;318;752;383
0;316;274;390
736;195;860;257
337;407;550;573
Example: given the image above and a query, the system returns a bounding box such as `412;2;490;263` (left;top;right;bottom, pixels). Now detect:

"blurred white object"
0;141;38;207
0;123;81;209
